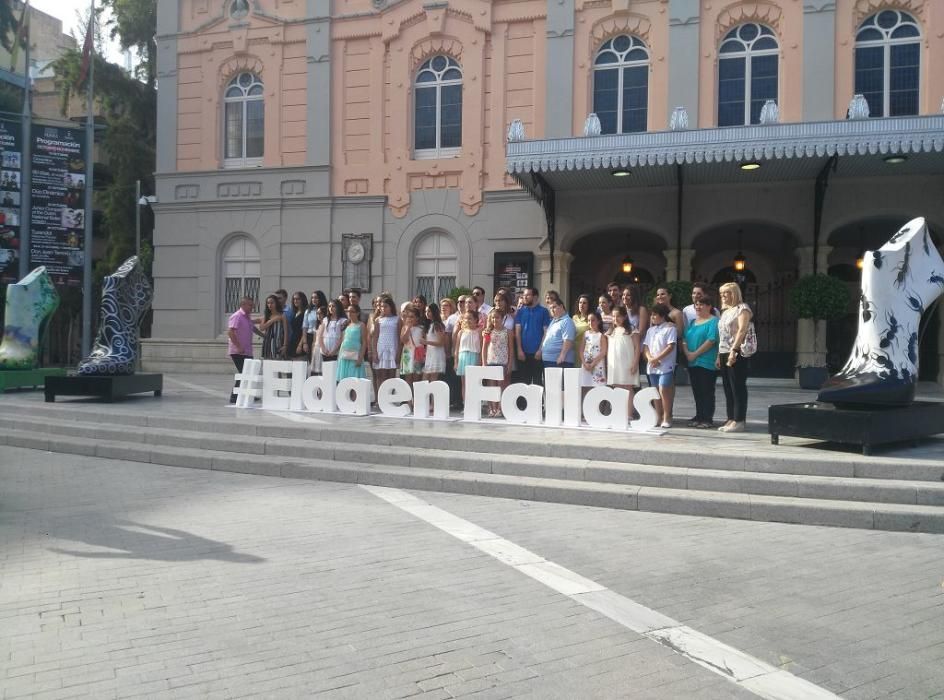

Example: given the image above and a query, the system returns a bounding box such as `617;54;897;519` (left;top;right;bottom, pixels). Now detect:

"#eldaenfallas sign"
235;360;662;432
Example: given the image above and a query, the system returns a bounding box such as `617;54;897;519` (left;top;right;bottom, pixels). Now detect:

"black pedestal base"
45;373;163;403
768;401;944;455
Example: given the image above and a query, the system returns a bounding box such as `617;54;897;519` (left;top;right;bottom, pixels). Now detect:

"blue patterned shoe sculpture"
0;266;60;370
78;256;153;375
818;217;944;407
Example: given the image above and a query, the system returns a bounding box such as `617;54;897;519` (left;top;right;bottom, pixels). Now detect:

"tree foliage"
50;0;156;278
0;0;20;53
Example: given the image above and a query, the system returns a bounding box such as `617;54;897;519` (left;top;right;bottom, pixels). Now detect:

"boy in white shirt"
643;303;677;428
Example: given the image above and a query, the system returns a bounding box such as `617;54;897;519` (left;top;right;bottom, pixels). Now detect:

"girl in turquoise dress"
336;305;368;380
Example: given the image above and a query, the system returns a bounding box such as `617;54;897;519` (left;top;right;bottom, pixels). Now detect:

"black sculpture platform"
45;374;163;403
769;401;944;455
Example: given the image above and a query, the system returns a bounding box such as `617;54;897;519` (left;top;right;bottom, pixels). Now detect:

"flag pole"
81;0;95;358
18;1;31;281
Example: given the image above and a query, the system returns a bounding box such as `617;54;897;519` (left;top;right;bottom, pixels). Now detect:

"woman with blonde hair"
716;282;754;433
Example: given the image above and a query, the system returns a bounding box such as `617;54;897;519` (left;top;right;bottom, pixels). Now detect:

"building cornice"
506;115;944;175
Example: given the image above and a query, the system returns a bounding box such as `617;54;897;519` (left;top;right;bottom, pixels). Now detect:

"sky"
29;0;130;67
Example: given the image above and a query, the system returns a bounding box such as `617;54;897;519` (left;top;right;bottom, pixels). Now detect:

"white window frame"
592;35;650;135
413;56;463;160
854;10;921;118
220;235;261;333
413;231;458;299
717;23;779;127
223;72;264;169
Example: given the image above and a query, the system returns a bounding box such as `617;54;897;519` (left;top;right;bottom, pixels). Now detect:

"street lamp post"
134;179;157;257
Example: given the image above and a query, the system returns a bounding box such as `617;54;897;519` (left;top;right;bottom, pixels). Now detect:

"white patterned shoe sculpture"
818;217;944;407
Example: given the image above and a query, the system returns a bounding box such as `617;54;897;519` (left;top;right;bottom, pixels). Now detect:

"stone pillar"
794;245;833;371
307;0;332;166
155;0;179;173
536;251;574;306
668;0;700;126
663;248;695;281
803;3;836;122
795;245;832;276
545;0;575;138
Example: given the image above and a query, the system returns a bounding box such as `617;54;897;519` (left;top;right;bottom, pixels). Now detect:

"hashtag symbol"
233;359;264;408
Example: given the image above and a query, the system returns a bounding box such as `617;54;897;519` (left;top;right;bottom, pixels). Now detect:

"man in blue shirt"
537;299;576;369
515;286;550;386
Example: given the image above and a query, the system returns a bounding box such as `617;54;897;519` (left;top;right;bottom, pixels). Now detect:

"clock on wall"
342;234;372;291
348;241;366;264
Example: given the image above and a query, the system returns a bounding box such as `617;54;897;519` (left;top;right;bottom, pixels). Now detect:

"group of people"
227;282;754;433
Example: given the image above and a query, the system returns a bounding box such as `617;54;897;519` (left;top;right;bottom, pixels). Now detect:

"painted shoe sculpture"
0;266;60;370
818;217;944;407
77;256;153;375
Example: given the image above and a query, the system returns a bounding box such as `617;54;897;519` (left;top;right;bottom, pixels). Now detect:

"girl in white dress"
482;308;512;418
606;305;640;411
423;303;447;381
399;306;425;386
580;311;608;388
454;310;483;405
371;296;400;398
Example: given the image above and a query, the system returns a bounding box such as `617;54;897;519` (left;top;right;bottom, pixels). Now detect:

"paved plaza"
2;374;944;700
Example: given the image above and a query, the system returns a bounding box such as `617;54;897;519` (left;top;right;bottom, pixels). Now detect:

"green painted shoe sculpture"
0;266;60;370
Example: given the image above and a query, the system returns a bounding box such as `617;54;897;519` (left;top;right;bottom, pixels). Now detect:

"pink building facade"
148;0;944;380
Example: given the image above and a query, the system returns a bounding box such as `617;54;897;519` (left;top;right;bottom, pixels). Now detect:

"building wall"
151;0;944;346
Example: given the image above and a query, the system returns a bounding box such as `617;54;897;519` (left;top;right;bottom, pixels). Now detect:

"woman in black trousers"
716;283;753;433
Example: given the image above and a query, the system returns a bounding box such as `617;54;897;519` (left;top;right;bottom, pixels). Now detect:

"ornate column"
536;252;574;306
663;248;694;282
795;245;832;276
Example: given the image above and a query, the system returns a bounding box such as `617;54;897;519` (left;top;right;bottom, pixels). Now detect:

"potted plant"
788;274;850;390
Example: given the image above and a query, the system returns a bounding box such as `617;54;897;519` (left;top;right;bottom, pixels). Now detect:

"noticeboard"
493;252;534;297
29;125;87;287
0;119;23;284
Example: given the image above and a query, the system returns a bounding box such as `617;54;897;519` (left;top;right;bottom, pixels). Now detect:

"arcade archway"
567;228;666;306
691;222;800;377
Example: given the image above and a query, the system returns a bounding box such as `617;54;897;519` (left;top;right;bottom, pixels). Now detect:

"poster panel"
0;118;23;284
29;124;87;287
493;252;534;299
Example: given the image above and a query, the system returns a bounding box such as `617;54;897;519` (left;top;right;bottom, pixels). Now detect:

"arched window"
593;35;650;134
855;10;921;118
229;0;249;19
413;231;457;301
223;72;264;167
717;23;779;127
222;236;260;329
414;56;462;158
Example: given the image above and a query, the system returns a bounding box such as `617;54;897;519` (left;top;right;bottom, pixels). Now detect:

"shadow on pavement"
47;519;266;564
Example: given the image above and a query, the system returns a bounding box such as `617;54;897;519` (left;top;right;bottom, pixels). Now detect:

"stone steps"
0;405;942;533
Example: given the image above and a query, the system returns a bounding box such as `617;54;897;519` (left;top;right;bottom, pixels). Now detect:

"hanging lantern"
733;228;747;272
621;256;634;274
855;227;865;271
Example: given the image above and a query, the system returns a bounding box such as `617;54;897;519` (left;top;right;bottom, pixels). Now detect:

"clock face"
348;242;365;264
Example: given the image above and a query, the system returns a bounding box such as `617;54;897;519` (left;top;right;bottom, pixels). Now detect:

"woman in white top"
716;282;753;433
